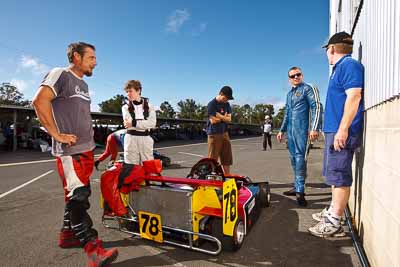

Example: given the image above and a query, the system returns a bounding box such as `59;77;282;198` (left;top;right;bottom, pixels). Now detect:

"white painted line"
0;170;54;199
0;158;55;167
155;137;259;150
178;152;204;157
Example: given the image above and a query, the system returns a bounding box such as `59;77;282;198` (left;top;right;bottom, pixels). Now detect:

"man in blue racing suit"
277;66;322;206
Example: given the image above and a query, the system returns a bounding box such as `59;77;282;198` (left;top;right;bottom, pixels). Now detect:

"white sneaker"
312;207;329;222
312;207;346;225
308;218;346;238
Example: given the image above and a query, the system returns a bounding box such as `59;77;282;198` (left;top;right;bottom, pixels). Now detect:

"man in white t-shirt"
262;115;273;150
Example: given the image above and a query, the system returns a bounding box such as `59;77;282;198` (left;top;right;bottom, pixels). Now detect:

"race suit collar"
291;82;304;90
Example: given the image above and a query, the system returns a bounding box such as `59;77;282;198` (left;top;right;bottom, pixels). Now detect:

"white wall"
331;0;400;266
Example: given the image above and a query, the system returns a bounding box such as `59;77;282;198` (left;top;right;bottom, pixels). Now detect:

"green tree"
251;104;275;124
98;94;125;113
177;99;198;119
0;83;30;106
194;105;207;120
242;104;252;124
231;104;243;123
273;106;286;129
157;101;176;118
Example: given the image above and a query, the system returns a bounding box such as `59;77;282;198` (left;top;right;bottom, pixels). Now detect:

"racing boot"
296;192;307;207
84;238;118;267
59;207;81;248
59;229;81;248
283;188;297;196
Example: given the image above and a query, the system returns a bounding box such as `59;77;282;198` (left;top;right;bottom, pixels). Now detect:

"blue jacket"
280;82;322;135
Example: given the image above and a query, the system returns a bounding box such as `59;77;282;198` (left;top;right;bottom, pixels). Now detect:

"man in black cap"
308;31;364;238
206;86;234;174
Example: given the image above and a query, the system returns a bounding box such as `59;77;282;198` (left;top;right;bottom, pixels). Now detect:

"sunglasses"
289;73;302;79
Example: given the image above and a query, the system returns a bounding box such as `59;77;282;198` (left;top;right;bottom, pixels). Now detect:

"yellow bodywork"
222;178;238;236
192;185;221;240
191;179;238;240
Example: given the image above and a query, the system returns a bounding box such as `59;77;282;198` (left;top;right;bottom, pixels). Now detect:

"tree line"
0;83;285;128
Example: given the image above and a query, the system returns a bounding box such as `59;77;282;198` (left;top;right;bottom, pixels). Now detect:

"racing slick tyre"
211;218;245;252
259;182;271;207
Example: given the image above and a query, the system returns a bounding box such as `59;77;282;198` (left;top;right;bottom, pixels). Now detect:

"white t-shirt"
263;123;272;133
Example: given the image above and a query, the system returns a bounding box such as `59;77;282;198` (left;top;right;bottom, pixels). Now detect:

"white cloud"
166;9;190;33
20;55;50;75
10;78;29;92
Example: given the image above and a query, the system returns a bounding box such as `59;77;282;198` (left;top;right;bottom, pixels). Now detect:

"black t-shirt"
206;98;232;135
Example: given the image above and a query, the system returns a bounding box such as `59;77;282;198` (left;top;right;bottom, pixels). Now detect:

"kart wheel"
211;218;245;252
259;182;271;207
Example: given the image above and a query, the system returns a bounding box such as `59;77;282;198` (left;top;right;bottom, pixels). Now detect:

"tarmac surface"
0;136;361;267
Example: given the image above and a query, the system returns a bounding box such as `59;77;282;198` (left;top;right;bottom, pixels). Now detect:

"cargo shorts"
322;132;362;187
207;132;233;166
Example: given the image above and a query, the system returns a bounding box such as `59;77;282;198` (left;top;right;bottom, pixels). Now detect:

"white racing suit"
122;98;157;164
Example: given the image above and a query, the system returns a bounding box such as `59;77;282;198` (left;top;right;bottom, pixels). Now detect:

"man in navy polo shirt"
206;86;234;174
309;32;364;238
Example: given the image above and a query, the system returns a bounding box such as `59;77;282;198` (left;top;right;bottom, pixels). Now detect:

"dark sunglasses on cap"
289;73;302;79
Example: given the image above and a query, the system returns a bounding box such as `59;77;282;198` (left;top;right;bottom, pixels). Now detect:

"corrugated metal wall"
331;0;400;109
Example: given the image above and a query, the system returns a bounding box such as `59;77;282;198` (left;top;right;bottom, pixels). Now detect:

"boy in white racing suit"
121;80;156;165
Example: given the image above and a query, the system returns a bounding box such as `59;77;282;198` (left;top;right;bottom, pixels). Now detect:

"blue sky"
0;0;330;112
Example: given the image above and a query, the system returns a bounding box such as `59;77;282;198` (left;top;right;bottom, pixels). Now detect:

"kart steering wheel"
187;159;224;180
188;162;215;180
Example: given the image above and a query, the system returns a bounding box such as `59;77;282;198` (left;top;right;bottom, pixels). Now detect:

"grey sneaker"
312;207;329;222
308;218;346;238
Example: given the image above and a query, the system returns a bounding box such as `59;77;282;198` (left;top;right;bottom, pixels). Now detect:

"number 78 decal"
138;211;163;243
223;179;238;236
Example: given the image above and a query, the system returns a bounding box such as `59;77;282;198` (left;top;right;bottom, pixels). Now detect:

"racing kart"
100;158;271;255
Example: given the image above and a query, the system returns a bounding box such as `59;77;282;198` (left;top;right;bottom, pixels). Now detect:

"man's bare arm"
334;88;362;150
32;86;77;146
223;113;232;123
209;115;222;124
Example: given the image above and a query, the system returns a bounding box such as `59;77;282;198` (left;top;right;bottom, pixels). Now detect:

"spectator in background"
206;86;234;174
262;115;273;150
3;123;13;151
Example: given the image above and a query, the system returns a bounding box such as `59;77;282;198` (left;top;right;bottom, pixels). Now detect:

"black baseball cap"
322;31;353;48
219;86;234;100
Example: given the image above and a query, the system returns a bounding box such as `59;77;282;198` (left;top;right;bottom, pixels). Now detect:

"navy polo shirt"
206;98;232;135
323;55;364;135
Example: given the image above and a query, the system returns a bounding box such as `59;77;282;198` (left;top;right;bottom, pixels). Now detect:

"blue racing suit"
280;82;322;193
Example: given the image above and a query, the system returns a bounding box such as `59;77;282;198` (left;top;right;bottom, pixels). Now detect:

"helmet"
265;115;270;119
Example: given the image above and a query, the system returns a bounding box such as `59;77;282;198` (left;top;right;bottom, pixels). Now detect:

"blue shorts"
322;133;362;187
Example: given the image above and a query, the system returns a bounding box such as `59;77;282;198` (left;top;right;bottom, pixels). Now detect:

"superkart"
100;158;270;255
